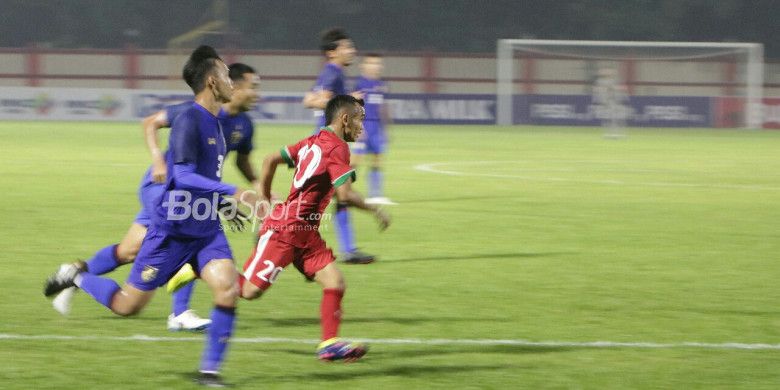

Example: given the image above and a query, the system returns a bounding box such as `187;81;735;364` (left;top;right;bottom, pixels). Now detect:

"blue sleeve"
170;111;200;164
319;69;339;93
235;118;254;155
354;78;366;93
165;101;193;127
173;163;237;196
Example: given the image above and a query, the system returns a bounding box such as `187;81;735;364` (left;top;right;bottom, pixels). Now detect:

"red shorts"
242;226;335;291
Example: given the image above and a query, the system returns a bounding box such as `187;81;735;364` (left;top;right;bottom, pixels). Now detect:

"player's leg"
69;226;195;317
43;222;146;298
367;153;382;199
167;280;206;331
240;229;294;300
75;276;156;316
193;232;240;386
313;262;346;341
364;121;384;200
302;241;367;362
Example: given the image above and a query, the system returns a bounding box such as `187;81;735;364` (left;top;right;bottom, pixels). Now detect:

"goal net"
496;40;764;129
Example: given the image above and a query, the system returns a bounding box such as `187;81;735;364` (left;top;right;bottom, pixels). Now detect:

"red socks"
320;288;344;341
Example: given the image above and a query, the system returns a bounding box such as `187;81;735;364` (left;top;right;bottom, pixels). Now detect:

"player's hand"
235;188;259;207
151;160;167;183
374;208;390;231
351;91;365;101
218;198;249;231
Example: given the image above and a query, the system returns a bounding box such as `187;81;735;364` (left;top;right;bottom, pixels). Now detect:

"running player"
43;46;255;387
352;53;395;205
44;63;261;333
302;27;374;264
245;94;389;360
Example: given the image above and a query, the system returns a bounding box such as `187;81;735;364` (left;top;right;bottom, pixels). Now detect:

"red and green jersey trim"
280;146;294;168
332;169;356;187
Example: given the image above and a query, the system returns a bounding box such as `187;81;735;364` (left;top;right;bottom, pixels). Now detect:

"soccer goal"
496;39;764;129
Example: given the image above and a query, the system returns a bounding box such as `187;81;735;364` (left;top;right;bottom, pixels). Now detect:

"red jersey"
265;127;355;233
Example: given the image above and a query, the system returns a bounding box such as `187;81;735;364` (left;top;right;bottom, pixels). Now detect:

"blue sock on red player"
172;281;195;316
75;273;120;309
85;244;120;275
200;305;235;373
368;168;382;198
335;203;356;254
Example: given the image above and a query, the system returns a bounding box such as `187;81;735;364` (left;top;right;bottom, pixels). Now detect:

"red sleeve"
280;139;306;168
327;144;356;187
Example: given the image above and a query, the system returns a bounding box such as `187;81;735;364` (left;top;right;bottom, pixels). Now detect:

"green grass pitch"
1;121;779;389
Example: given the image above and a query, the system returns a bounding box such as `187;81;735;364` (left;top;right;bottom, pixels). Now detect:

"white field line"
414;161;780;191
1;333;779;350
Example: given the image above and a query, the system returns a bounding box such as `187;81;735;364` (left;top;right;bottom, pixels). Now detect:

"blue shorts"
126;226;234;291
353;120;386;155
133;173;165;227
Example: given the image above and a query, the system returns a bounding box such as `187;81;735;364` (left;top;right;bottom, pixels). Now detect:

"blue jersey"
155;103;229;238
141;104;254;183
219;111;254;155
312;63;347;128
354;77;387;121
165;101;193;127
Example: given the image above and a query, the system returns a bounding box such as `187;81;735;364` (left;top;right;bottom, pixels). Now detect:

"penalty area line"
1;333;779;350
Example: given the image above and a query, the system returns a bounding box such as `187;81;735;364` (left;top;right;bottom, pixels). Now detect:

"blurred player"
352;53;395;205
302;27;374;264
43;46;256;387
44;63;261;333
592;67;629;139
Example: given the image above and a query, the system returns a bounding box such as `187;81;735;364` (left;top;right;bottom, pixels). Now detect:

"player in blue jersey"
302;27;375;265
353;53;395;205
43;46;256;387
44;63;261;334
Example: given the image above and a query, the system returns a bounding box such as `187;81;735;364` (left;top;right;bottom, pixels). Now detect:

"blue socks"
200;306;236;373
85;244;120;275
368;168;383;198
75;273;120;309
334;203;356;254
172;281;195;316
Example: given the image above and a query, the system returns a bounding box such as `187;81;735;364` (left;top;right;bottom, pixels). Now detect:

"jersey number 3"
293;144;322;188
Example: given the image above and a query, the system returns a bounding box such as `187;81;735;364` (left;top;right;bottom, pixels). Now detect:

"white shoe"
52;287;77;316
167;310;211;332
365;197;398;205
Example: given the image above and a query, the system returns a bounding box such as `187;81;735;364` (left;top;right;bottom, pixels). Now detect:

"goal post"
496;39;764;129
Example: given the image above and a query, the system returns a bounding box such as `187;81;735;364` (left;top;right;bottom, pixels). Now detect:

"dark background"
2;0;777;57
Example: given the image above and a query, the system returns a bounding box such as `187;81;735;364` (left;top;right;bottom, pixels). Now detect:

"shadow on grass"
228;343;572;361
399;194;526;204
384;251;573;264
254;315;512;328
236;363;521;384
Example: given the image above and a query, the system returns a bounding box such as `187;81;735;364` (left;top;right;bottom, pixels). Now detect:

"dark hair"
181;45;222;94
228;63;256;82
363;52;383;59
320;27;349;53
325;95;363;125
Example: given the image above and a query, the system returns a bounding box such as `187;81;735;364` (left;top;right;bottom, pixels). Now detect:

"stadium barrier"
0;87;777;128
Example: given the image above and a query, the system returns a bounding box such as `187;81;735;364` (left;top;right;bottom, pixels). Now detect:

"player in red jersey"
244;94;390;361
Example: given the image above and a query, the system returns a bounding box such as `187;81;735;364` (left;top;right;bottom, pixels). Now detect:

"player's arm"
141;110;169;183
302;89;333;109
236;152;260;192
334;179;390;230
234;123;260;191
169;114;255;202
329;144;390;229
258;152;283;201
